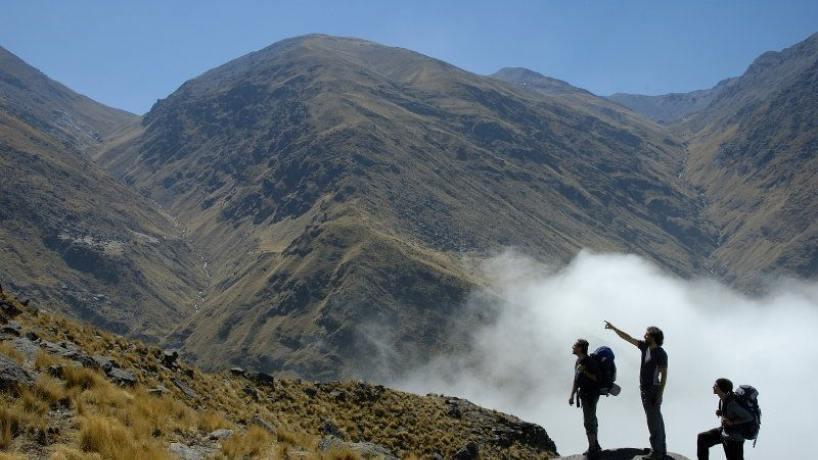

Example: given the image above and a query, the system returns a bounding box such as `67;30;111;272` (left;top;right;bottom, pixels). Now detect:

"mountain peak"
492;67;589;95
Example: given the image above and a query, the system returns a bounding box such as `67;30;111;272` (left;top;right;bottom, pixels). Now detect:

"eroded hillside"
0;289;557;459
0;46;207;341
97;35;716;379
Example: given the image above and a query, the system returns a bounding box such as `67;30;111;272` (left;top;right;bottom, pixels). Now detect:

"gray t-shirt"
637;341;667;388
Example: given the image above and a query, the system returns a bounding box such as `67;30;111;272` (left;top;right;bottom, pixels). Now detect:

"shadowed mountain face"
679;32;818;287
6;32;816;380
99;35;717;379
0;46;206;340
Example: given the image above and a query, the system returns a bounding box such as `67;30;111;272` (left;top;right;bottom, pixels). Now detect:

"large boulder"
318;436;398;460
0;353;34;392
107;367;137;386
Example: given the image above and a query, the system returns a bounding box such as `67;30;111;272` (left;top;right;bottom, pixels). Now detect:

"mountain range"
0;46;207;341
1;32;817;381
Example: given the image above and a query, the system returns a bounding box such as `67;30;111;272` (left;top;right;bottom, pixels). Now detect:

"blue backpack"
591;346;618;396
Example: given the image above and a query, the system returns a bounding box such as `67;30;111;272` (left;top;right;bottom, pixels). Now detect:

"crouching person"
569;338;602;458
697;378;753;460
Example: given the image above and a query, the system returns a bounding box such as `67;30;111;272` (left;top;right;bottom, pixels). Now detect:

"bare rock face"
0;353;34;392
318;436;398;460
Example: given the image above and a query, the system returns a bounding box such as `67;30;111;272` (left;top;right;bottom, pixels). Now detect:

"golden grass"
63;366;103;390
0;342;24;364
0;298;557;460
49;445;103;460
219;425;274;458
320;447;363;460
0;405;22;449
276;424;318;450
197;409;232;433
33;374;68;406
78;415;170;460
34;350;58;371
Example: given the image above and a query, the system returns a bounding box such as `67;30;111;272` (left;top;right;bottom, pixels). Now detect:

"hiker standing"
605;321;668;460
697;378;753;460
569;338;602;457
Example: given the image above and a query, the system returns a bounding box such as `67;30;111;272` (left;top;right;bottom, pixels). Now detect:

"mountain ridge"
0;44;207;342
0;45;136;152
3;31;818;383
97;34;718;379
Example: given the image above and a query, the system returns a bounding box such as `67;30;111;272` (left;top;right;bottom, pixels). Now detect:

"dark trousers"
640;387;666;456
580;392;600;436
697;427;744;460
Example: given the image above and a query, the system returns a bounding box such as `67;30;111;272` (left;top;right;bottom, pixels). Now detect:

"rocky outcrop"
0;353;34;392
557;448;690;459
318;436;399;460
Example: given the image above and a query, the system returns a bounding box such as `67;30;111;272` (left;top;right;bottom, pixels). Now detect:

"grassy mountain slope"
678;32;818;286
0;47;207;340
98;35;716;379
0;46;136;153
0;290;557;459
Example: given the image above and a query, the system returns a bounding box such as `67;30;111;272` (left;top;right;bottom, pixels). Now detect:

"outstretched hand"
604;320;614;330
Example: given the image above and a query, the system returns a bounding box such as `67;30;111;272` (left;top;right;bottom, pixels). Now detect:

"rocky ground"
556;448;689;460
0;289;557;459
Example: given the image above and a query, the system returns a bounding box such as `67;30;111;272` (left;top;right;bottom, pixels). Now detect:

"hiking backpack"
590;346;618;396
733;385;762;446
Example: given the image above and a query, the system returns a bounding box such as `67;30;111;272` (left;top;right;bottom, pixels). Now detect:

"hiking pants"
579;392;600;436
697;427;743;460
640;386;666;456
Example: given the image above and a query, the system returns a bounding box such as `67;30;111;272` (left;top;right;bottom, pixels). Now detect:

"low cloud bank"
395;250;815;457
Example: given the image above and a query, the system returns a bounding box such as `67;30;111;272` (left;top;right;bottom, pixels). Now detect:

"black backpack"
590;346;617;396
733;385;762;446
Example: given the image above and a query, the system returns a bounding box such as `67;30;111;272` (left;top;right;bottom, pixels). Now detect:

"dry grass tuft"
34;350;58;371
219;425;274;458
320;447;363;460
63;366;103;390
197;409;232;433
33;374;67;406
0;342;24;364
48;444;103;460
79;415;170;460
0;406;22;449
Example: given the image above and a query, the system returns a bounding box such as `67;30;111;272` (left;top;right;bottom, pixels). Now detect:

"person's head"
644;326;664;346
572;338;589;356
713;378;733;397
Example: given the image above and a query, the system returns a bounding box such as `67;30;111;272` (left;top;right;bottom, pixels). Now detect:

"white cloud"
395;250;814;458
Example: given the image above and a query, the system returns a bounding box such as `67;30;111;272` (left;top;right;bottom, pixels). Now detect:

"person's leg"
722;439;744;460
640;390;655;453
697;428;722;460
654;395;666;456
640;388;666;458
581;393;600;454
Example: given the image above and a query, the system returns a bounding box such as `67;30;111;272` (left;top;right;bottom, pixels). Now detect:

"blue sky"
2;0;817;114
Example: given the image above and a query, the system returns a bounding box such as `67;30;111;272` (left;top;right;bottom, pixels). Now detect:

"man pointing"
605;321;668;460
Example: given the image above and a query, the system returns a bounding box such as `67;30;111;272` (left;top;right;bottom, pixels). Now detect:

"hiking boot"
639;453;666;460
582;444;602;458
